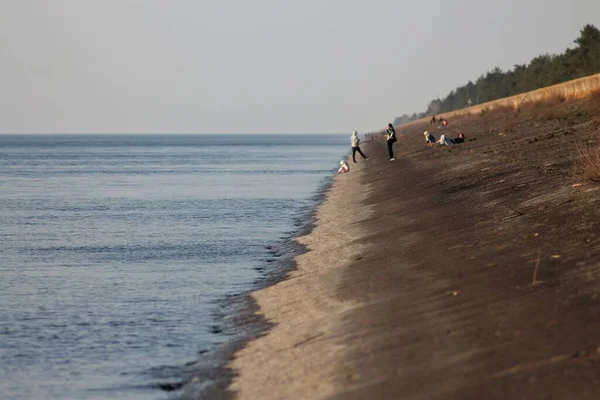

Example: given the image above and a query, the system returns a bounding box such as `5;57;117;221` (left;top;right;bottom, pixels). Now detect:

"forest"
393;24;600;125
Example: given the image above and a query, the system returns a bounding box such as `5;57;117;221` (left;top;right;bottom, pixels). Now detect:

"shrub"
575;136;600;182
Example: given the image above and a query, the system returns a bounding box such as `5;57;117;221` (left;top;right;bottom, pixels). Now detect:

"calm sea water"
0;134;347;399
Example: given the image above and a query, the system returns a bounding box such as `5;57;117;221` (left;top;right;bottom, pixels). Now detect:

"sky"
1;1;599;134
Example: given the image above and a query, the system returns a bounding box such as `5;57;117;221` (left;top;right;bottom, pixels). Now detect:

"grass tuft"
575;134;600;182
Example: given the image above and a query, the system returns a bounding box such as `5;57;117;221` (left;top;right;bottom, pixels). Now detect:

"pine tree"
392;24;600;123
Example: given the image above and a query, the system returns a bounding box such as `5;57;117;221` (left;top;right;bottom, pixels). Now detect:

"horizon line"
0;132;353;135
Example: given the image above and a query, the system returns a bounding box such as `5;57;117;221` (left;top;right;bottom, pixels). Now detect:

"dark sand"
229;96;600;399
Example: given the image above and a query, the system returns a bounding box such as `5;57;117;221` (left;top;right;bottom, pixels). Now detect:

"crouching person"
338;160;350;173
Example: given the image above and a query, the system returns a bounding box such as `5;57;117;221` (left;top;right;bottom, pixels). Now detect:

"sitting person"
454;133;465;143
338;160;350;173
437;134;455;146
441;118;449;127
423;131;436;144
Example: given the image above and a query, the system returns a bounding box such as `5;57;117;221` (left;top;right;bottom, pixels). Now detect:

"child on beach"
386;123;397;161
351;131;369;163
338;160;350;173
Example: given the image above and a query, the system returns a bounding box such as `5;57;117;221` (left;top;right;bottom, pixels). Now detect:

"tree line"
393;24;600;125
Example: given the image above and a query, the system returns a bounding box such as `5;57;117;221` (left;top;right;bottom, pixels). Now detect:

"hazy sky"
1;1;599;134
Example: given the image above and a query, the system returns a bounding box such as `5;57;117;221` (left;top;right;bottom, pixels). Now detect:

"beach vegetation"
575;130;600;182
396;24;600;123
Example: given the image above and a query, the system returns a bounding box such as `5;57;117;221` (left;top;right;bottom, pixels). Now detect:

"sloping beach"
227;95;600;399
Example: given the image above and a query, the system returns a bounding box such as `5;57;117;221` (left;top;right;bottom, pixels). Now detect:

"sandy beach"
227;95;600;399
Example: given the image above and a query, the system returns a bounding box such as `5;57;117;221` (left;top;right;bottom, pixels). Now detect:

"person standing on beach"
351;131;368;163
386;123;397;161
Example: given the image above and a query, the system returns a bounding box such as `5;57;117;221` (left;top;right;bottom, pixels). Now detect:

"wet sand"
227;96;600;399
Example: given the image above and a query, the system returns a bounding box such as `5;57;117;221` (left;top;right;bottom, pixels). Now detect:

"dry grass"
575;133;600;182
474;85;600;121
396;77;600;132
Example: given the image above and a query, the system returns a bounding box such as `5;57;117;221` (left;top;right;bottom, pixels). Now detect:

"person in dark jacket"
454;132;465;143
424;131;436;144
386;123;397;161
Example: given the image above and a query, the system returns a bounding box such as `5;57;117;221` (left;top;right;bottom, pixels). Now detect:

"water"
0;134;348;399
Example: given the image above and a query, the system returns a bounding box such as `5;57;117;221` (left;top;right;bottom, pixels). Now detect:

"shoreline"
225;95;600;399
174;169;344;399
225;156;374;398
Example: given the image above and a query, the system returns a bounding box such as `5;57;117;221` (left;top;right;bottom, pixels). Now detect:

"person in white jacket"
350;131;368;163
338;160;350;173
